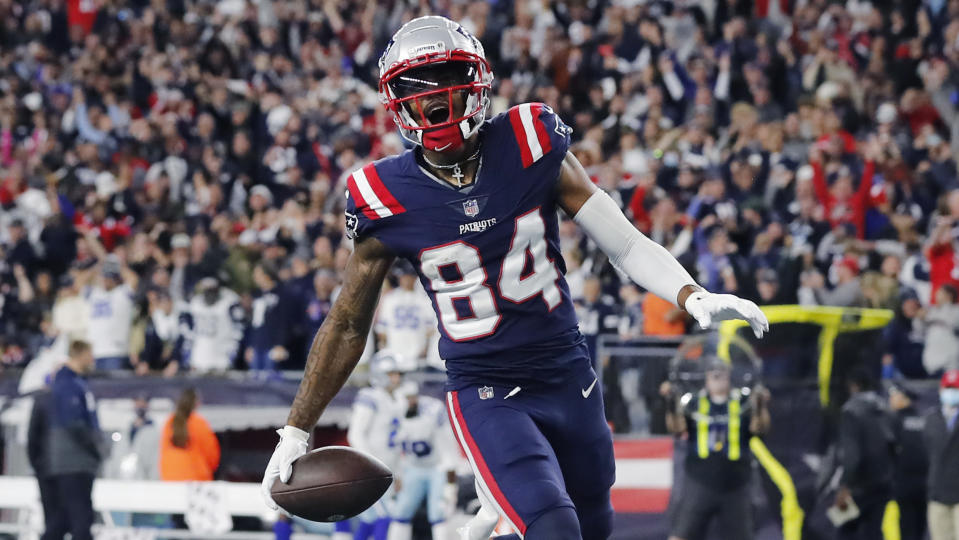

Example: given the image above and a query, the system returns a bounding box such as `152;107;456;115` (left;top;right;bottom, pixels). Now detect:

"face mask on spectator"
941;388;959;408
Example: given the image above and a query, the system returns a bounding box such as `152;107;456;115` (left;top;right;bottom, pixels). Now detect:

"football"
270;446;393;522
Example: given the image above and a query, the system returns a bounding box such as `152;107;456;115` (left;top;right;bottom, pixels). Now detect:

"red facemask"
421;124;464;152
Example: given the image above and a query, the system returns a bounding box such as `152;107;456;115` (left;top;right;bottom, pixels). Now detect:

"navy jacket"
250;285;296;352
27;389;51;477
48;366;103;476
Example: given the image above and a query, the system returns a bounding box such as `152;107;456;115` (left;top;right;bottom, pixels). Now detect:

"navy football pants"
446;361;615;539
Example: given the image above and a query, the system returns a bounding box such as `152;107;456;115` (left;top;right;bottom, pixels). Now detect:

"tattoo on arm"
287;238;395;430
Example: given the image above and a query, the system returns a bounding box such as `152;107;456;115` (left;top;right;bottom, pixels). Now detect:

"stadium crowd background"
1;0;959;383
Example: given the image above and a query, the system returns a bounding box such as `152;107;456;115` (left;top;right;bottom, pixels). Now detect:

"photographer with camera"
665;357;771;540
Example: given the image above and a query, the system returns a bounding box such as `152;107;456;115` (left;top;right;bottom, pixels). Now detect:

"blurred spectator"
375;262;435;371
617;284;646;339
46;340;102;540
575;276;621;366
800;256;865;307
834;368;896;540
641;293;686;337
889;383;928;540
125;395;163;527
82;256;136;371
695;224;743;296
181;278;243;373
247;261;295;373
137;288;182;376
301;269;336;340
129;395;154;448
51;274;88;342
755;268;788;305
5;218;37;276
882;288;927;379
159;388;220;482
923;284;959;375
924;370;959;540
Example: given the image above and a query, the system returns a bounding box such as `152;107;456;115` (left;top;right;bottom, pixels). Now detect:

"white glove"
684;291;769;338
261;425;310;512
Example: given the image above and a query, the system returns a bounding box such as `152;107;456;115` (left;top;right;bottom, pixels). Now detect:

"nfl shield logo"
463;199;480;218
478;386;494;400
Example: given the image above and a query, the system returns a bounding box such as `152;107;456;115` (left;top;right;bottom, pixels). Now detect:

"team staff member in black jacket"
889;383;928;540
27;385;56;537
835;368;897;540
45;340;103;540
924;369;959;540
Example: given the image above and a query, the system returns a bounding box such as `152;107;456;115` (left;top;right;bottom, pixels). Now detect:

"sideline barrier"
0;477;296;538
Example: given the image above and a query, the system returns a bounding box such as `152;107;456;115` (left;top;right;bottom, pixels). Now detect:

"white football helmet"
378;16;493;152
369;349;405;389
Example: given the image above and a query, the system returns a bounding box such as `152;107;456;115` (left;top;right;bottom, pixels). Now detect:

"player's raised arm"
555;151;769;338
261;235;395;510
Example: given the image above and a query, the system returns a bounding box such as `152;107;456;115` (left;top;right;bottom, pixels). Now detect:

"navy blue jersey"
345;103;588;388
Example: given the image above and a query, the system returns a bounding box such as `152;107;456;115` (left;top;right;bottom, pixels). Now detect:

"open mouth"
424;103;450;125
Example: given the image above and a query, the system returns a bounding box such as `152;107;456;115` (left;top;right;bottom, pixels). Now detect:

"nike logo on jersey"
459;218;497;235
582;378;598;399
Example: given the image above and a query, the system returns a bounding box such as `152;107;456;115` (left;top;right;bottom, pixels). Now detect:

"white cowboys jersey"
376;287;436;369
393;395;458;469
347;387;403;470
85;284;135;359
183;289;244;372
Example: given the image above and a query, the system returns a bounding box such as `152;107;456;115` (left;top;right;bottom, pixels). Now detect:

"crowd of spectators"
1;0;959;380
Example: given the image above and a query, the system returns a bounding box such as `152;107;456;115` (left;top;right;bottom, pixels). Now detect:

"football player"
264;16;768;540
339;350;406;540
388;381;459;540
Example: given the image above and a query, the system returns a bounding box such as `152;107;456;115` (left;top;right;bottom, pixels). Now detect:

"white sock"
432;521;449;540
387;521;412;540
457;502;499;540
332;534;352;540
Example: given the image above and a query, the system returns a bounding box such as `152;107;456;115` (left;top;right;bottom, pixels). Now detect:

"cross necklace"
422;147;482;187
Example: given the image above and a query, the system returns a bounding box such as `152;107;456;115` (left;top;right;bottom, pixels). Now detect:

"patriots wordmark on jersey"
346;103;586;388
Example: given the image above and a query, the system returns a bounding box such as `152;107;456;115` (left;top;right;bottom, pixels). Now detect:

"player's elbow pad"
573;190;698;306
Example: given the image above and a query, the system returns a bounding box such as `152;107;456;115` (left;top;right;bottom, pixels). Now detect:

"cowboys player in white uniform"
338;350;406;540
388;382;459;540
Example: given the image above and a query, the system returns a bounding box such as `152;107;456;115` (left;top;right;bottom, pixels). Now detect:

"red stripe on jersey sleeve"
530;103;553;156
346;174;379;220
363;163;406;215
508;106;534;168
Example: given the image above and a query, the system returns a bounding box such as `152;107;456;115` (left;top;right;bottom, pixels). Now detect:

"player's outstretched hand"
684;291;769;338
261;425;310;512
